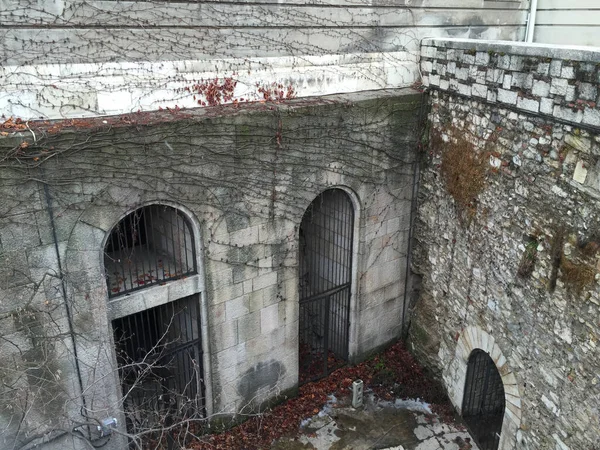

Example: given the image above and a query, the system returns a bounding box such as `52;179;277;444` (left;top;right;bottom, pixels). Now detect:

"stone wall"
0;89;421;449
412;38;600;449
0;0;528;119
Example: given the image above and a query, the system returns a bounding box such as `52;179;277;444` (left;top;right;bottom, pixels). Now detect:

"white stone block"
497;89;518;105
252;271;277;291
421;46;437;59
583;108;600;127
260;303;279;334
573;160;588;184
230;225;259;245
550;60;562;77
226;295;249;320
97;90;133;114
509;56;524;71
565;85;576;102
579;82;597;101
550;78;568;96
472;83;487;99
475;51;490;65
540;97;553;115
486;68;503;84
553;105;583;123
561;66;576;79
532;80;550;97
455;67;469;81
498;54;511;70
461;53;475;65
214;320;238;351
457;83;471;96
537;62;550;76
517;97;539;113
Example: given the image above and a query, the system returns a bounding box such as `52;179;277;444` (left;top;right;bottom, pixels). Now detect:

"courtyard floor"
272;392;477;450
188;341;478;450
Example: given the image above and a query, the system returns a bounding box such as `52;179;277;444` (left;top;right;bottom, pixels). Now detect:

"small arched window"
104;205;197;297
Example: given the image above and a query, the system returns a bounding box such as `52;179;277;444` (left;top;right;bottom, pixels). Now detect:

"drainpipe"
40;169;88;431
525;0;538;43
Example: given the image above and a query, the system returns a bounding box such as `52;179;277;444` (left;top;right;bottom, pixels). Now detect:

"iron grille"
299;189;354;383
462;349;505;450
112;295;206;440
105;205;197;297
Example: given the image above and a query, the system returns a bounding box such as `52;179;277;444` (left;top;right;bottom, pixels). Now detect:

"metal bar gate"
462;349;505;450
298;189;354;384
112;294;206;441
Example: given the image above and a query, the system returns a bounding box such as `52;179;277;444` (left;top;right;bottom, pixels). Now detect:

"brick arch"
445;326;522;450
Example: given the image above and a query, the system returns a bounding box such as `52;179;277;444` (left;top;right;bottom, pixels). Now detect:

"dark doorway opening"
298;189;354;384
112;295;206;439
462;349;505;450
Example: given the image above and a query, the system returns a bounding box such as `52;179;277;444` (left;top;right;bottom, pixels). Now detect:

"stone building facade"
413;38;600;449
0;0;528;119
0;89;421;449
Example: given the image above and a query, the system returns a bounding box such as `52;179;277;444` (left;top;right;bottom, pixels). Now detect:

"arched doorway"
104;204;206;439
298;189;354;383
462;349;506;450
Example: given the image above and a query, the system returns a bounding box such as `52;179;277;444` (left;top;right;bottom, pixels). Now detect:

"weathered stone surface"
0;90;421;449
420;38;600;128
411;55;600;450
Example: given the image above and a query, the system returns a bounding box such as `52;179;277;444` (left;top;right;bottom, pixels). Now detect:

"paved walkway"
273;394;478;450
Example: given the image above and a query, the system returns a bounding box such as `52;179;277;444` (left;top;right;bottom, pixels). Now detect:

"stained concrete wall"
0;0;528;119
0;89;421;449
412;38;600;449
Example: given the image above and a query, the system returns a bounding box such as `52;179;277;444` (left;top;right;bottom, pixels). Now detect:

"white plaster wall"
0;0;528;119
0;52;417;119
535;0;600;48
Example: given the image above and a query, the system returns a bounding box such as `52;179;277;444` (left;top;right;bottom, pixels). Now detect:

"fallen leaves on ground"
175;341;455;450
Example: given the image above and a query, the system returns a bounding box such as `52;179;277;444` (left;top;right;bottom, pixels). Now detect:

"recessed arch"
298;187;355;383
103;204;197;297
62;196;215;444
445;326;522;450
462;349;506;450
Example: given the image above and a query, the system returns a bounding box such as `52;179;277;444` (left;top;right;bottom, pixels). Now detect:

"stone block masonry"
412;38;600;450
0;89;421;450
421;38;600;128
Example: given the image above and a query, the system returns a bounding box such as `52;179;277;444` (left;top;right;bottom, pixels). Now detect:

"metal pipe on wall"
525;0;538;43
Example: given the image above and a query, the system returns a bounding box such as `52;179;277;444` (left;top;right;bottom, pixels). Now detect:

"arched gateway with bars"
298;189;354;383
462;349;506;450
104;204;206;440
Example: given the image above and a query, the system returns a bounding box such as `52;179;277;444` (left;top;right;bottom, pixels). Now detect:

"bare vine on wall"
433;127;488;225
0;93;421;449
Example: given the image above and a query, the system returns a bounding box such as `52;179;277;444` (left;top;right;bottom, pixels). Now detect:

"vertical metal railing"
298;189;354;383
112;294;206;441
105;205;197;297
462;349;505;450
